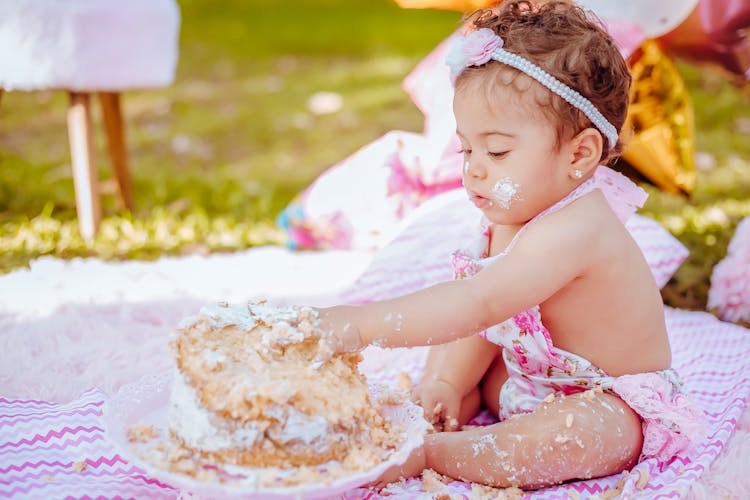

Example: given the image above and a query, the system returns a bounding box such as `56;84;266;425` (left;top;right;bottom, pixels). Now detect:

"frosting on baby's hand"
310;307;364;365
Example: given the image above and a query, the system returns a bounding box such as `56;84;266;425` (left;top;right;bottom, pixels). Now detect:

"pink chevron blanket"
1;238;750;498
1;310;749;499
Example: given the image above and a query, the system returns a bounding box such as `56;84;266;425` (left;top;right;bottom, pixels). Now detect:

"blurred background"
0;0;749;310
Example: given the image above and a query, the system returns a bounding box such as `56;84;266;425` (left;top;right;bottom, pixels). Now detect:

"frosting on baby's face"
491;177;522;210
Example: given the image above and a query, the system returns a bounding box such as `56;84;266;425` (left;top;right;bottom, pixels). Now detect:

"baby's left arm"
319;213;596;350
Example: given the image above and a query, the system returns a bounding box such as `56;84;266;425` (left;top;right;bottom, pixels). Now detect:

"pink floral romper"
451;166;705;463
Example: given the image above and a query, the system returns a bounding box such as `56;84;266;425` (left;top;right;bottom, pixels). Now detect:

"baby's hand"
411;379;461;432
312;306;364;359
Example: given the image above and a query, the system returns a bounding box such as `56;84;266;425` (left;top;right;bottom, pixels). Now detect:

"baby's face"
454;84;573;226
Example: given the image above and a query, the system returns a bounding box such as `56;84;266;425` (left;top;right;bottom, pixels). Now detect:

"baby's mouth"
468;191;490;208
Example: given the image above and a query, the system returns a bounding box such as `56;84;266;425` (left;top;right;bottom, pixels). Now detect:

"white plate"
103;370;430;499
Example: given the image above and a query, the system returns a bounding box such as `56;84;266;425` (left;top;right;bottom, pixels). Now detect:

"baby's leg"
424;390;643;489
479;354;508;417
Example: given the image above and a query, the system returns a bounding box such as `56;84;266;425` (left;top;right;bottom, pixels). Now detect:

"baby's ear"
567;128;602;180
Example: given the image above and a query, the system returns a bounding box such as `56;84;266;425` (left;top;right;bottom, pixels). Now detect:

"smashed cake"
168;302;399;470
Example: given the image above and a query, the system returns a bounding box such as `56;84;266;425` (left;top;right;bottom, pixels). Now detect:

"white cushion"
0;0;180;91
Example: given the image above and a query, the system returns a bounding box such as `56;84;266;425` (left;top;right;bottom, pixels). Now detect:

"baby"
315;1;703;490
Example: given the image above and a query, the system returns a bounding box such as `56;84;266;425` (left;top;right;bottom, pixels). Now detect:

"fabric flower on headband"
446;28;503;79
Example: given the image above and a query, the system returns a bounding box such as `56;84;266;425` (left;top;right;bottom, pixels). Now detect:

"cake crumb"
445;417;459;431
421;468;449;493
567;491;580;500
469;483;524;499
599;472;628;499
127;423;160;443
542;393;556;403
635;469;650;489
380;477;409;495
397;372;413;391
582;387;603;400
565;414;574;428
433;402;444;417
71;461;87;472
600;489;620;500
41;475;55;482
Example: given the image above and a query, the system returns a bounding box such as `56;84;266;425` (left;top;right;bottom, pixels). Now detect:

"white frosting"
248;302;303;324
186;302;314;332
203;350;226;370
264;321;306;346
491;177;521;209
282;410;329;445
169;370;334;454
200;304;259;331
179;303;318;348
263;405;332;450
168;370;262;452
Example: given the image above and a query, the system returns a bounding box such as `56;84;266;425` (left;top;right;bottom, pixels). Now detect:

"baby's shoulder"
536;189;612;232
522;190;621;256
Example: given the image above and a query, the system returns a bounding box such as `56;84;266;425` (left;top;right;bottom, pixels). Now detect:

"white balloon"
576;0;699;38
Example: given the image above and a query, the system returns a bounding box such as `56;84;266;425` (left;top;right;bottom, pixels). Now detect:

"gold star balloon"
622;40;696;195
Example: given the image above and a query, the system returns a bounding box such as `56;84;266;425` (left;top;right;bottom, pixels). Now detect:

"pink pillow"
626;214;690;288
708;216;750;323
342;192;688;304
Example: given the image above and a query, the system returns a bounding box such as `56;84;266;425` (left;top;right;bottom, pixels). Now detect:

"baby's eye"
488;151;509;159
458;148;472;155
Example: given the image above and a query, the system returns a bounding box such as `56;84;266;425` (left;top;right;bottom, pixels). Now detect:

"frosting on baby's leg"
423;390;642;489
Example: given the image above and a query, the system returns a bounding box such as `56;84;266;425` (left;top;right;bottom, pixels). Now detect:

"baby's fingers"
442;400;460;431
412;391;439;424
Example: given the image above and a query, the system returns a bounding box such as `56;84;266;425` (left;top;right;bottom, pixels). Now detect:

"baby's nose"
465;160;487;179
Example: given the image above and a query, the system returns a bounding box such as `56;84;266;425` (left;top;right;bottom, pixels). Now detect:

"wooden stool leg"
67;92;101;241
98;92;134;211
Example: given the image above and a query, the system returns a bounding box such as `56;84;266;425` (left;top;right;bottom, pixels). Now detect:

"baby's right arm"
316;207;594;351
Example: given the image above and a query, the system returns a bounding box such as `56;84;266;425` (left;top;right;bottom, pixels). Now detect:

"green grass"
1;0;749;311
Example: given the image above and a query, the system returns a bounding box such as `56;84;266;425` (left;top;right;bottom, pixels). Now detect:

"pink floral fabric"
451;167;704;463
613;372;707;462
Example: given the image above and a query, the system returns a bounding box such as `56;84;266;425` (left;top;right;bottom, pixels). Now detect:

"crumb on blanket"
469;483;524;499
127;423;160;443
599;471;629;499
71;461;87;472
421;468;450;493
417;468;524;499
635;468;650;490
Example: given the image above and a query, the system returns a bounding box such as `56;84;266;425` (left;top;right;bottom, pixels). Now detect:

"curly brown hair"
455;1;632;163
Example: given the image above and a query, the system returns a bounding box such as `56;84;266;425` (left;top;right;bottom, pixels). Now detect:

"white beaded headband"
446;28;618;149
